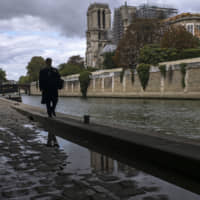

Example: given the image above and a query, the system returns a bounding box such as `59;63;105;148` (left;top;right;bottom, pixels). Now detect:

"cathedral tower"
86;3;111;68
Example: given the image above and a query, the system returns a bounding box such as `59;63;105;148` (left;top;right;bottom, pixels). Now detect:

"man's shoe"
47;110;52;117
53;143;59;148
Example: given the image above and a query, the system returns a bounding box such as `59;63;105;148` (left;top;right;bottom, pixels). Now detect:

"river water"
21;95;200;199
22;95;200;139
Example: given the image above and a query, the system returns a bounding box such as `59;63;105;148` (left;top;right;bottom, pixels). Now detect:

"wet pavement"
0;100;200;200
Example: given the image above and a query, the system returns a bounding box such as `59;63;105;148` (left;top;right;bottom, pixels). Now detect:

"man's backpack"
58;78;64;89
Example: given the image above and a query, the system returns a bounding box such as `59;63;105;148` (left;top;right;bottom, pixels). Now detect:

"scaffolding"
112;8;123;45
137;4;178;19
112;3;178;45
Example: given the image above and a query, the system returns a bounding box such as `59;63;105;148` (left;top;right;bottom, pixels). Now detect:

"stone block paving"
0;100;167;200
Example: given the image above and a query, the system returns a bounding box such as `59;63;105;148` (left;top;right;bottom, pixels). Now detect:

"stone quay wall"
30;57;200;99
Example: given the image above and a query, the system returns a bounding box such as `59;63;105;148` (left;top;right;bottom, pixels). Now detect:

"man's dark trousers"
43;90;58;117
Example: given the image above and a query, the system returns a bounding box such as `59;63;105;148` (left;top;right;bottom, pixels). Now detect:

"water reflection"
24;124;199;200
47;132;59;147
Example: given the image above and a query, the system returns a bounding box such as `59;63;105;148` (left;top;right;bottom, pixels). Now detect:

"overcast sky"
0;0;200;81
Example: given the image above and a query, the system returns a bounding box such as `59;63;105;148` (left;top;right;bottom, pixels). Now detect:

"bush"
168;66;173;83
79;71;91;98
85;67;98;72
137;64;150;90
180;63;187;88
179;49;200;59
159;65;166;78
139;45;200;66
103;52;116;69
139;45;179;65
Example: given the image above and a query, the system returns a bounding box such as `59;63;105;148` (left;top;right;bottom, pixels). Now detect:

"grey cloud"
0;0;199;37
0;0;123;38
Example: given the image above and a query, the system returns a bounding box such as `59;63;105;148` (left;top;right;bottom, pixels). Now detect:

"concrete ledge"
30;93;200;100
2;97;200;180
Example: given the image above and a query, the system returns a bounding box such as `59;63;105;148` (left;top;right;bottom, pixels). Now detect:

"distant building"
165;13;200;38
112;2;137;45
137;4;177;19
85;2;178;68
86;3;111;68
2;80;17;85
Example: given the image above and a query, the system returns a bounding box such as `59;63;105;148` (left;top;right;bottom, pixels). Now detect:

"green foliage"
168;66;173;83
67;55;84;67
79;71;91;98
139;45;200;66
131;68;135;83
137;64;150;90
179;49;200;59
26;56;45;82
85;67;98;72
58;55;86;76
180;63;187;88
18;75;30;84
120;68;125;83
113;18;163;69
139;45;179;65
59;63;83;76
159;65;166;78
103;52;116;69
0;68;6;83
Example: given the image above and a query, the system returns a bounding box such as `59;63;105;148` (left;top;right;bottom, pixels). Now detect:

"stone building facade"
86;3;111;68
85;2;178;69
112;3;137;45
165;13;200;38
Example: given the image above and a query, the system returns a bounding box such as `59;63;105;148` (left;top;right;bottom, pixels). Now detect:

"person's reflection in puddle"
47;131;59;147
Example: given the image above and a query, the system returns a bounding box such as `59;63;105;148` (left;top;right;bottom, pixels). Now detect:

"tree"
26;56;45;82
67;55;84;67
18;75;30;84
0;68;6;83
102;52;116;69
139;45;179;65
58;63;83;76
79;71;91;98
113;18;164;69
161;25;199;50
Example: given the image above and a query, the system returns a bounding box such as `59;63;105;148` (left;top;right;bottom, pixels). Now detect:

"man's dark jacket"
39;67;61;101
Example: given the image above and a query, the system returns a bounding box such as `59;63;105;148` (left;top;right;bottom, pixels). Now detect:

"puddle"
0;127;8;131
22;123;200;200
0;156;11;164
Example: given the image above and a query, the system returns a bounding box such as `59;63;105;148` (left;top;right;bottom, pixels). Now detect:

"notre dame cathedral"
85;2;177;68
85;2;136;68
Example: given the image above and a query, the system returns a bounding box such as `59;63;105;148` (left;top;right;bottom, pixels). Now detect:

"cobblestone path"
0;100;170;200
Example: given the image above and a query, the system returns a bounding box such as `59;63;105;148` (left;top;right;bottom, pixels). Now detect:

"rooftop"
165;12;200;23
88;3;109;11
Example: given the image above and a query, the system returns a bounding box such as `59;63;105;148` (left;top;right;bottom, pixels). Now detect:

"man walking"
39;58;61;117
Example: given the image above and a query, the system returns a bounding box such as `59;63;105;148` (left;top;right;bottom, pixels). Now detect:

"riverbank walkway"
0;97;200;199
4;98;200;178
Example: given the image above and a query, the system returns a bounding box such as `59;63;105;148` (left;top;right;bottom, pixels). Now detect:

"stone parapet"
31;58;200;99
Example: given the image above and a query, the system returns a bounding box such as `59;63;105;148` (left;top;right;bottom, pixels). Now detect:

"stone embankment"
30;57;200;99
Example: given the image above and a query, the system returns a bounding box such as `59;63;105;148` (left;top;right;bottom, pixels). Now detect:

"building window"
196;24;200;31
98;32;101;40
98;10;101;28
186;24;194;35
102;10;105;29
